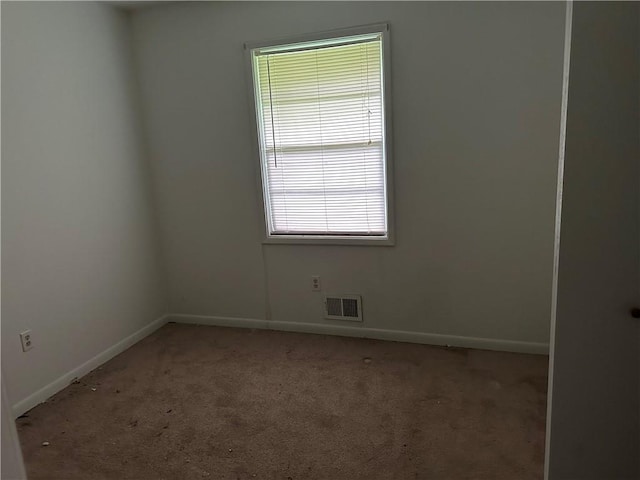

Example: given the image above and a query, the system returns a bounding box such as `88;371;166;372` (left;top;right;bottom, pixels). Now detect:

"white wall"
546;2;640;478
131;1;566;350
1;2;167;413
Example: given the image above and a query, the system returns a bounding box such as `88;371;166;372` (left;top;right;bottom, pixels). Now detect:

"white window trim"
244;23;395;246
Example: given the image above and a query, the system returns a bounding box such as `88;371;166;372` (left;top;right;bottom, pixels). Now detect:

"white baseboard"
11;312;546;418
170;313;268;330
169;314;549;355
12;314;169;418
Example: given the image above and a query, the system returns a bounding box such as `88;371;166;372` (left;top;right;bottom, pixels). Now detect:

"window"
247;24;393;245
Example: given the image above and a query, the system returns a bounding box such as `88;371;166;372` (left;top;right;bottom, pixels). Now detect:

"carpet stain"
519;375;548;394
481;398;497;410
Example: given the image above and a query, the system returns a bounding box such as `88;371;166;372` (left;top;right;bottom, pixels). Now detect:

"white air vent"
324;295;363;322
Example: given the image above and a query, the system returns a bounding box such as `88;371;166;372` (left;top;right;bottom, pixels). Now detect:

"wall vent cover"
324;295;363;322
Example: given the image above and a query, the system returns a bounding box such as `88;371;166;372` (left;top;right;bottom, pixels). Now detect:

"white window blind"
251;32;389;237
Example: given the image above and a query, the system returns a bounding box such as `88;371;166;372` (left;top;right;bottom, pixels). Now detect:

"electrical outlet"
311;275;321;292
20;330;33;352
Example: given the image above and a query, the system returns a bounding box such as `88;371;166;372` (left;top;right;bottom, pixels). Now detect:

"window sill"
262;235;395;246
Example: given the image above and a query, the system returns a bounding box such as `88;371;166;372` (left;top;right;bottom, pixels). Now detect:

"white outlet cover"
20;330;33;352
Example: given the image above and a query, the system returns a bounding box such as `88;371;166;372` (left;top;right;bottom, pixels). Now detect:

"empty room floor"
16;324;548;480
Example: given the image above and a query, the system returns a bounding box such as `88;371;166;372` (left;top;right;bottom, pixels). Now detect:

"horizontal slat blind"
253;35;387;236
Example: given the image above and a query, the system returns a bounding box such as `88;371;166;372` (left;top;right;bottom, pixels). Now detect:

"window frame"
244;23;395;246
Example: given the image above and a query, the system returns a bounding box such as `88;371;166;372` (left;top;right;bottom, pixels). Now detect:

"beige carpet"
16;323;548;479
